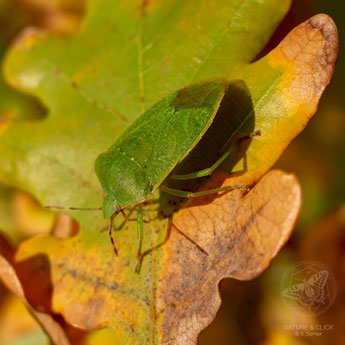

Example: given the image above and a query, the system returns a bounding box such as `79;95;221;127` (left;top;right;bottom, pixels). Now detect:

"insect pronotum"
46;79;259;273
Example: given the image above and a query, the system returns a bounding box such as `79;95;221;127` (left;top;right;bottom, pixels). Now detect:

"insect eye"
114;202;121;213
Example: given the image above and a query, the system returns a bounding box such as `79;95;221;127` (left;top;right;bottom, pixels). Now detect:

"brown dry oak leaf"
157;170;301;345
0;241;71;345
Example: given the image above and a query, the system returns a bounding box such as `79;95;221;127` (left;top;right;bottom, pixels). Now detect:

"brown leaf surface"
276;15;338;105
157;170;301;344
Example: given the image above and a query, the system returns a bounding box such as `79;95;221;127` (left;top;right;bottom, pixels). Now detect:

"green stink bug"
95;79;229;218
47;79;257;272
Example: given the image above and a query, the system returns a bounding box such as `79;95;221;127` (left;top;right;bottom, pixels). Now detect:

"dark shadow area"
198;278;266;345
12;253;88;343
0;282;8;310
0;230;13;259
13;253;54;312
0;82;47;122
0;231;13;308
157;79;256;219
137;216;210;270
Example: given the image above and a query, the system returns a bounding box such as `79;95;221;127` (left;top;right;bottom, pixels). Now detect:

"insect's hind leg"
169;130;260;181
159;184;249;199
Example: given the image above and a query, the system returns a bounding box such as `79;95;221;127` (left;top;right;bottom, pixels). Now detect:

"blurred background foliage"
0;0;344;344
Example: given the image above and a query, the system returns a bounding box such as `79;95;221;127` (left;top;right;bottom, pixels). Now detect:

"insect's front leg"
121;207;151;223
135;204;144;273
109;213;119;256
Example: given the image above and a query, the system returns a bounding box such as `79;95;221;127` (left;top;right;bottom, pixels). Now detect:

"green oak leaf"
0;0;338;344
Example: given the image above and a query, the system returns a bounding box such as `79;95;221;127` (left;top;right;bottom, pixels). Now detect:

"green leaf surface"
0;0;45;122
1;0;289;229
0;0;86;241
0;0;338;344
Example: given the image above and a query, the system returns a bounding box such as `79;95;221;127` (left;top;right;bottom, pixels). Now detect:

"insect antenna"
45;205;121;255
44;206;102;211
109;213;119;256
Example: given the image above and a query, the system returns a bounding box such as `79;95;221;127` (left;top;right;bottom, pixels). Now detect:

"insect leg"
120;208;150;223
109;213;119;256
169;131;260;180
160;184;249;198
135;205;144;273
